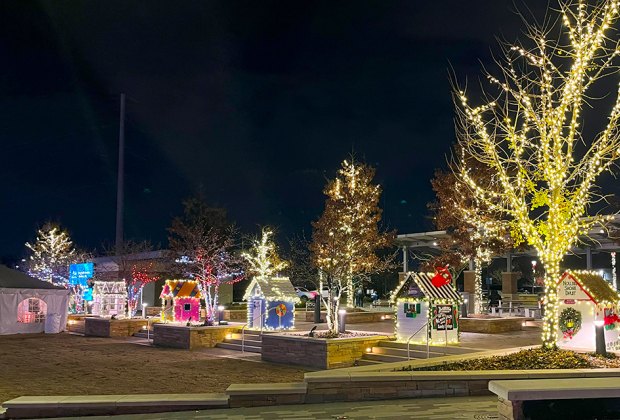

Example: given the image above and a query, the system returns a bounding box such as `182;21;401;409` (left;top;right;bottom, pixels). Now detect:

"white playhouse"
0;265;69;335
91;280;127;317
391;271;462;345
557;270;620;351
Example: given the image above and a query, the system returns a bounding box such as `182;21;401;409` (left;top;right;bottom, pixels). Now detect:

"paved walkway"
296;319;541;350
55;396;498;419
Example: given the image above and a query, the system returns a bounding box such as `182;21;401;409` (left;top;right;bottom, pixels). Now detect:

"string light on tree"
455;0;620;348
25;224;76;286
612;252;617;290
311;157;394;334
242;227;288;280
429;150;512;314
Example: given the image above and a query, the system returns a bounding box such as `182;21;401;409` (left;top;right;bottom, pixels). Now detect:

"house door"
252;299;262;328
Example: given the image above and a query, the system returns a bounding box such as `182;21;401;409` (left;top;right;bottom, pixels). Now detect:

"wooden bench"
489;378;620;420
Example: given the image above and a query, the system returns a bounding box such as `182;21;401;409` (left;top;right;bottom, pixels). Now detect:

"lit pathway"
57;396;498;419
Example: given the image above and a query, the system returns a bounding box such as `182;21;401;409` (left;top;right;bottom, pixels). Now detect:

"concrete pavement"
53;396;498;419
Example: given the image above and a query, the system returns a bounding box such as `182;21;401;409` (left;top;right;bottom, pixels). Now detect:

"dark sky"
1;1;552;258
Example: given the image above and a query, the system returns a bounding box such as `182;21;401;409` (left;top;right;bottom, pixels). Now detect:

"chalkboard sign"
433;304;454;331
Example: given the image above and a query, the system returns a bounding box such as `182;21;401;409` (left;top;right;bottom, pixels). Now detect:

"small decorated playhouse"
391;271;462;344
243;276;298;330
557;270;620;351
160;279;202;323
91;280;127;317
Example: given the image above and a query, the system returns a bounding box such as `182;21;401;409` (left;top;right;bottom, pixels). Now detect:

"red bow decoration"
431;266;452;288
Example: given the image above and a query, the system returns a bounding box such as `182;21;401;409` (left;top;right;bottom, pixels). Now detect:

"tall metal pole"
115;93;126;257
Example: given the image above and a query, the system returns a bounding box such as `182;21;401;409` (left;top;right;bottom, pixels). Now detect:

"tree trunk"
346;276;354;308
474;258;483;315
541;260;561;349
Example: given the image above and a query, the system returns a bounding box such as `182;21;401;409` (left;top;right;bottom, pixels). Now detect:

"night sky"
1;1;556;258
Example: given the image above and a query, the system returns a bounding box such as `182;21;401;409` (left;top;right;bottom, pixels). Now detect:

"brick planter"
295;311;393;324
460;317;532;333
222;310;246;321
153;324;241;350
84;318;149;337
262;334;391;369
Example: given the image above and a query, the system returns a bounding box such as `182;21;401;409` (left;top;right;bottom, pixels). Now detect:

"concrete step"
377;340;482;355
3;393;228;418
355;358;384;366
370;346;444;359
216;342;261;353
231;331;262;340
133;331;154;339
225;338;262;347
362;353;413;363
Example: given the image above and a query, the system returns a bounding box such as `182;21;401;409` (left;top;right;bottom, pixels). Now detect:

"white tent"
0;265;69;335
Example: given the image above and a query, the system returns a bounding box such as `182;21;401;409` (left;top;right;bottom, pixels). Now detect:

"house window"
17;298;47;324
184;303;191;311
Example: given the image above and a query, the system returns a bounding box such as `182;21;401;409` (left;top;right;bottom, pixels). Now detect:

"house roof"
559;271;620;305
161;279;202;299
243;276;299;301
391;272;462;303
0;265;65;290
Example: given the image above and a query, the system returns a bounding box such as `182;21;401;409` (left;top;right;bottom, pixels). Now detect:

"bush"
400;348;604;371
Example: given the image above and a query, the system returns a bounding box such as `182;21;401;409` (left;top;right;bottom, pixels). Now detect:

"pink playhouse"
160;279;202;322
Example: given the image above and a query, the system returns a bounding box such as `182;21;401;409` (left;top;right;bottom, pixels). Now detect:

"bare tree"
168;197;244;323
455;0;620;347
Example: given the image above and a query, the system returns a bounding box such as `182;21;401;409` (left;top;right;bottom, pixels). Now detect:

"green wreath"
559;307;582;340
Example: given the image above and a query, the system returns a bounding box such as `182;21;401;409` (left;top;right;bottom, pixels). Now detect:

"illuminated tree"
168;198;244;323
102;239;159;316
311;158;394;334
242;227;288;279
25;224;76;286
429;149;512;313
455;0;620;347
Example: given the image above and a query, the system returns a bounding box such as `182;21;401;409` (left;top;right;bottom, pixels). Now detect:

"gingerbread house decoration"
91;280;126;317
390;271;462;345
160;279;202;323
243;276;298;331
557;270;620;351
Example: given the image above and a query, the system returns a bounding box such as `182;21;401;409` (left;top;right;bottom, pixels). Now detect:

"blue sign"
82;287;93;302
69;263;94;286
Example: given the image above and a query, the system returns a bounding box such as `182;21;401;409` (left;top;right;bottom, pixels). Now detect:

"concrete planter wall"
460;317;530;333
294;311;393;324
84;318;149;337
153;324;241;350
262;334;391;369
222;310;246;321
227;367;620;408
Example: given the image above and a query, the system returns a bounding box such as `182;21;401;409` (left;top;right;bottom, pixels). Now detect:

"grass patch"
399;348;620;371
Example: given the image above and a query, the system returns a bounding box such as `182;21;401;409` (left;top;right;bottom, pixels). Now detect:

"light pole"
338;309;346;334
217;305;225;325
142;303;147;319
594;319;606;356
531;260;537;293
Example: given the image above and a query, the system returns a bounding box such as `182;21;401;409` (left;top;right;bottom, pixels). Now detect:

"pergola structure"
396;215;620;300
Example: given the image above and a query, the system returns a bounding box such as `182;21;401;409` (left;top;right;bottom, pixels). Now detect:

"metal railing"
406;321;430;360
241;306;279;353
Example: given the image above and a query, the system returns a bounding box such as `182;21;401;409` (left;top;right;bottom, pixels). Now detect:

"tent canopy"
0;265;69;335
0;265;65;289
